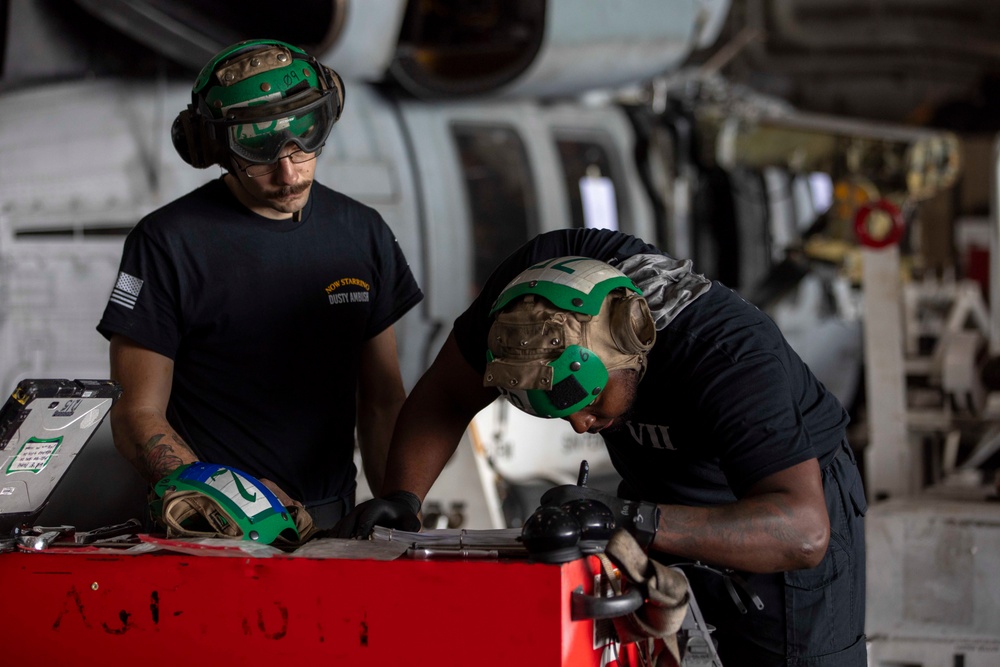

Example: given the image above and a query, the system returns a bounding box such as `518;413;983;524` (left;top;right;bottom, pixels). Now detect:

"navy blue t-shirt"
454;228;848;506
98;178;423;503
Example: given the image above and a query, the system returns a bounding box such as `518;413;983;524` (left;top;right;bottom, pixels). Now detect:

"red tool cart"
1;537;637;667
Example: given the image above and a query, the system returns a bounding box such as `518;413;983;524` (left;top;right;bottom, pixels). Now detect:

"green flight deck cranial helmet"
152;462;299;544
484;257;656;419
172;39;345;169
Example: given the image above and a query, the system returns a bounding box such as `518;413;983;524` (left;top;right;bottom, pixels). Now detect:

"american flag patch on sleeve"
110;271;144;310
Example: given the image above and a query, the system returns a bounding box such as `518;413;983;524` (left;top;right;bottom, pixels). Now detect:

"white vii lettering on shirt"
624;422;676;450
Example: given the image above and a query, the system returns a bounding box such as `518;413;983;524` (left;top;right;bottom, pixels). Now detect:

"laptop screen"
0;379;122;532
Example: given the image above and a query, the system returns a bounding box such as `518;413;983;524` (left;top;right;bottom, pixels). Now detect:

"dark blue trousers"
678;442;868;665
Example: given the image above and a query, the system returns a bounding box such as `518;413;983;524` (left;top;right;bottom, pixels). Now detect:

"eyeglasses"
240;147;322;178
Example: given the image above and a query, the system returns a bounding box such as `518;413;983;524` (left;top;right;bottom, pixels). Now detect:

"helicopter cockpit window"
452;124;538;296
556;138;622;231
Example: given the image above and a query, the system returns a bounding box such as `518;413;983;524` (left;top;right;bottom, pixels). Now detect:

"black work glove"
331;491;422;539
540;484;660;549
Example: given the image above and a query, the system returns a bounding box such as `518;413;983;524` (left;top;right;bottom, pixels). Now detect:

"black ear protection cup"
170;112;192;166
171;105;233;169
172;108;208;168
609;292;656;356
320;65;346;124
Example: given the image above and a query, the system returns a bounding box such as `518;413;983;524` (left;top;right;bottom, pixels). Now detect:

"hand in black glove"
540;484;660;549
332;490;422;539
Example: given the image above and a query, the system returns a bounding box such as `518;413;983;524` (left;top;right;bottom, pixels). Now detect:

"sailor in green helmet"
338;228;868;666
97;40;423;539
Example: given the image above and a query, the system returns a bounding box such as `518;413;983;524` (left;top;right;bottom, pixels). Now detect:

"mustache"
269;181;312;199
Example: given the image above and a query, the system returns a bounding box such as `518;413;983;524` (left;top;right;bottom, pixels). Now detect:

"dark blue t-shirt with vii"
454;227;848;506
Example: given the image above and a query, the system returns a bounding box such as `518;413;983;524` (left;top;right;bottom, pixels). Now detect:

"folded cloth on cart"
604;529;689;666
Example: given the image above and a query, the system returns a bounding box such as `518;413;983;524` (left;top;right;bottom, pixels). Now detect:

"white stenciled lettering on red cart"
325;277;371;305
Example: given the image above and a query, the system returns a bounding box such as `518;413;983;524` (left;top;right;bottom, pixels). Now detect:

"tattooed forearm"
135;433;188;482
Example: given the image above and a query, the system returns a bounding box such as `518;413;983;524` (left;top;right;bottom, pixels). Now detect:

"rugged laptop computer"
0;379;122;533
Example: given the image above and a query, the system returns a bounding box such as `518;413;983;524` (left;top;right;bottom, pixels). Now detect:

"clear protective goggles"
211;89;337;164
